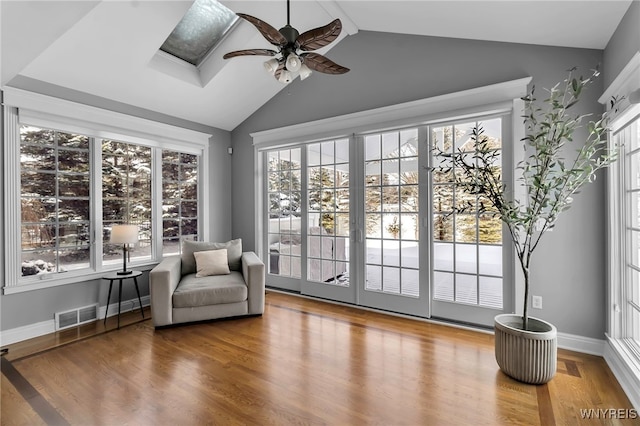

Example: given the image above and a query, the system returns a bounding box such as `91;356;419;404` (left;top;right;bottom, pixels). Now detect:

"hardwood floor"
1;292;635;425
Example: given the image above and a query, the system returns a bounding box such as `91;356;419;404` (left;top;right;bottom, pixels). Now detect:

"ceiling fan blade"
301;52;349;75
296;19;342;51
237;13;287;46
223;49;278;59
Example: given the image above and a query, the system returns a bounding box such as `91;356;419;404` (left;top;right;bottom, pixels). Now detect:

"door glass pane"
364;128;420;298
267;148;302;278
433;271;454;301
431;118;503;309
307;140;350;286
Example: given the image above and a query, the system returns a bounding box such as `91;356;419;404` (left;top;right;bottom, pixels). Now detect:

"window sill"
605;335;640;409
2;261;159;295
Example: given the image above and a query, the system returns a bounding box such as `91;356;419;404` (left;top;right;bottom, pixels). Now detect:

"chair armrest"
242;251;265;315
149;256;182;327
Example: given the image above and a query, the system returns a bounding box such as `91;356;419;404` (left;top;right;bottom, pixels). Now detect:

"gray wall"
231;30;608;339
0;81;233;331
208;127;233;243
603;0;640;89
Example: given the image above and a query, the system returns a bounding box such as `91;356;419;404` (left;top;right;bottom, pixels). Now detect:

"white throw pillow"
194;249;230;277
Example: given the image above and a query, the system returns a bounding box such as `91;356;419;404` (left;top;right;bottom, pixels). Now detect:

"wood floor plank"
0;367;46;426
1;292;635;425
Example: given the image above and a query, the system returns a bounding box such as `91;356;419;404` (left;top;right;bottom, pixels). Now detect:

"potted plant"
432;68;618;384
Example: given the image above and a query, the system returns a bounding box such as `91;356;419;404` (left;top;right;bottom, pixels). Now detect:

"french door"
429;117;513;326
263;115;512;325
357;127;429;316
301;138;355;302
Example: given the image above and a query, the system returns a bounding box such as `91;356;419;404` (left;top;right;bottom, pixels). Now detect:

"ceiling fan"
223;0;349;83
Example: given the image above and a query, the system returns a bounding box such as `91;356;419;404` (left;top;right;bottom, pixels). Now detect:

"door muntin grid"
364;128;420;297
307;139;350;286
431;119;504;309
267;148;302;279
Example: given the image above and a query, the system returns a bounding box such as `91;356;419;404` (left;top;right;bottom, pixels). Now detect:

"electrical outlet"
532;295;543;309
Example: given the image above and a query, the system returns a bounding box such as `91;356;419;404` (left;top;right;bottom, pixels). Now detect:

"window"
616;116;640;344
18;127;201;281
607;108;640;400
162;150;199;255
20;126;91;276
102;140;152;263
602;53;640;407
160;0;238;66
3;89;210;293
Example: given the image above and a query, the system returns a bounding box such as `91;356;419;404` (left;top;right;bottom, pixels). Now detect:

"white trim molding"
599;50;640;122
600;51;640;105
3;86;212;150
603;51;640;412
251;77;532;147
0;295;150;347
605;336;640;410
557;332;606;356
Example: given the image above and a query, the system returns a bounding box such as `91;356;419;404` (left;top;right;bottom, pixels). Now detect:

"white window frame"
3;87;211;294
602;51;640;409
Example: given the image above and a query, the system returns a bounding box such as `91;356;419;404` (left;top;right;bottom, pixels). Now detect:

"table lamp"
110;224;139;275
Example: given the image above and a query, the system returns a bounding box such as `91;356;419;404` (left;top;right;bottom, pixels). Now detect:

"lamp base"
117;270;133;275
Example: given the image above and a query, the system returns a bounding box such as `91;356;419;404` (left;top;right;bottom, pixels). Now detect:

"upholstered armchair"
149;239;265;327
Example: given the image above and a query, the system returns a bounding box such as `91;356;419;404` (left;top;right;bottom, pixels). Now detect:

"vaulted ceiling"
1;1;632;131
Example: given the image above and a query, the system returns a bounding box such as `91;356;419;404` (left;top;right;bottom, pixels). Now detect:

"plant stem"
519;251;530;331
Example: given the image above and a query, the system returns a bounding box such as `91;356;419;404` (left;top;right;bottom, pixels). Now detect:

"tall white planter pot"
494;314;558;384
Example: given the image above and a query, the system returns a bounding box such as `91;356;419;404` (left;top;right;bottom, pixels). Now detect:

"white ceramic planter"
494;314;557;384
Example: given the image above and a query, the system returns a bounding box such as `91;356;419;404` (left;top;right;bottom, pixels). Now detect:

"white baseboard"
0;296;150;347
604;337;640;410
0;319;55;347
102;295;150;319
557;332;606;356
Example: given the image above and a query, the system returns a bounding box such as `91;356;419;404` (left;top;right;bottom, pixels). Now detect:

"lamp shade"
278;69;293;84
299;64;312;81
263;58;279;75
110;225;139;244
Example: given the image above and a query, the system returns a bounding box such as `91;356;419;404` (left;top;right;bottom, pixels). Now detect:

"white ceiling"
0;1;632;131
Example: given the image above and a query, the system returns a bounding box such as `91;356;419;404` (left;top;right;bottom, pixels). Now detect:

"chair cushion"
181;239;242;275
194;249;230;277
172;271;247;308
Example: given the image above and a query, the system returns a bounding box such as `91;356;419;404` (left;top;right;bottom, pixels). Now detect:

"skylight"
160;0;238;67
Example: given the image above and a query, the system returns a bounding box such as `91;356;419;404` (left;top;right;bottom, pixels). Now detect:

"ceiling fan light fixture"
285;53;302;72
299;63;312;80
279;69;293;84
223;1;349;81
264;58;279;74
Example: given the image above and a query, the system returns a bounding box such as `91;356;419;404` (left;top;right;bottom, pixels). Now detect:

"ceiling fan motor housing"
279;25;300;46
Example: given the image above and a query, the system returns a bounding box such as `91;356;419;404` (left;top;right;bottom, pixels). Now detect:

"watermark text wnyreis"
580;408;638;420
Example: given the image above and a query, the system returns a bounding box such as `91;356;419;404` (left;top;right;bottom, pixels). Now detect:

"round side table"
103;270;144;329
